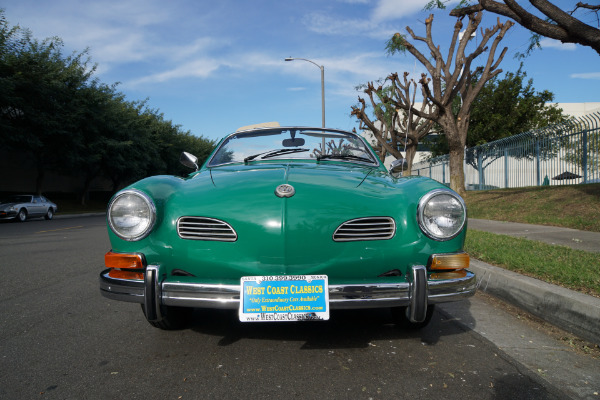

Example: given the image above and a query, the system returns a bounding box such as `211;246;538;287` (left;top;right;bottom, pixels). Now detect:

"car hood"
163;163;398;229
127;163;442;278
209;163;376;192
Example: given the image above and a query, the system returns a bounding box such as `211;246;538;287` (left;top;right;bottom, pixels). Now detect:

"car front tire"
391;305;435;329
141;304;193;330
44;208;54;220
17;209;27;222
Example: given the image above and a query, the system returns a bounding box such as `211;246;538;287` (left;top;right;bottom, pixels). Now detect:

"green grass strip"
463;184;600;232
465;229;600;297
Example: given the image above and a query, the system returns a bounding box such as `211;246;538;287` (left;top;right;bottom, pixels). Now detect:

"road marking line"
36;226;84;233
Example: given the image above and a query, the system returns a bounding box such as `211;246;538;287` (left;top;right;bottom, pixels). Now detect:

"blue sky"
3;0;599;141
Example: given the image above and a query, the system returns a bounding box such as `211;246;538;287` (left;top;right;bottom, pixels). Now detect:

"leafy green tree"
70;83;146;202
0;11;25;134
0;12;94;194
144;108;215;177
0;10;216;202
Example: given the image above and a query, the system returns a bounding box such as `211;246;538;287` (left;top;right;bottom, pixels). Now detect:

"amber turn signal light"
429;253;470;270
105;251;145;270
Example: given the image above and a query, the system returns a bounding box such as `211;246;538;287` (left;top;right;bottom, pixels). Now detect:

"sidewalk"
469;218;600;253
467;218;600;345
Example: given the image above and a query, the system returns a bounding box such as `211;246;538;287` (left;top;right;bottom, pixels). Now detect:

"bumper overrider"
99;255;476;324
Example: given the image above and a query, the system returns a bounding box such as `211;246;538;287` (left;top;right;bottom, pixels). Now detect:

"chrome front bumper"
100;265;476;323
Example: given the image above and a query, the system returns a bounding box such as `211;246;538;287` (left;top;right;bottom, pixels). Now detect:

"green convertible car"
100;126;475;329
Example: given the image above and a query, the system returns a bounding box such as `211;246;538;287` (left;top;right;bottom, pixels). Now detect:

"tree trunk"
35;162;45;196
80;178;92;206
404;143;418;176
448;145;466;196
444;117;468;196
80;168;100;205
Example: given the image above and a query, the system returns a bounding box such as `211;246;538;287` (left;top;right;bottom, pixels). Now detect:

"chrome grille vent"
177;217;237;242
333;217;396;242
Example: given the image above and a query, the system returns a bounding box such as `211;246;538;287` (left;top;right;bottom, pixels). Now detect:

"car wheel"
44;208;54;220
17;209;27;222
141;304;193;330
391;305;435;329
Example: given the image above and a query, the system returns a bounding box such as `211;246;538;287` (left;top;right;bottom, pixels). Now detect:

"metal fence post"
583;129;588;184
504;149;509;188
442;162;446;184
536;142;540;186
477;152;483;190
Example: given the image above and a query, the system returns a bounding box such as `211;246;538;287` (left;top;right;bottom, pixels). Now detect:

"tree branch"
450;0;600;54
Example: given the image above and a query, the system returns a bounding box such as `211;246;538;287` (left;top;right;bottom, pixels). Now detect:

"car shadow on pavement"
188;304;476;349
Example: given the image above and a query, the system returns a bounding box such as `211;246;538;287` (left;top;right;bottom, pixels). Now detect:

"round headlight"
417;189;466;241
108;189;156;241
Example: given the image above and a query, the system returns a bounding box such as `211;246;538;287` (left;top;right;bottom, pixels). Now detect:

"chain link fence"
412;113;600;190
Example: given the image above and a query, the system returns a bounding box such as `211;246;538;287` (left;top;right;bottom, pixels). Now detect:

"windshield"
1;195;32;204
208;128;378;167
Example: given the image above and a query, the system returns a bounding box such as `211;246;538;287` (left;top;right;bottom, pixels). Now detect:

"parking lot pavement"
55;212;105;219
439;292;600;400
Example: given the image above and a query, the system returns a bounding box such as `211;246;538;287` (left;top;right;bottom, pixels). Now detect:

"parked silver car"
0;195;57;222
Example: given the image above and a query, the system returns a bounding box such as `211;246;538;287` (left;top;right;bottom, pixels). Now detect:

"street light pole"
285;57;325;128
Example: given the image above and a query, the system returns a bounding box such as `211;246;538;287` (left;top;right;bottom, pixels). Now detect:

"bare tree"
448;0;600;55
380;12;513;195
351;73;434;175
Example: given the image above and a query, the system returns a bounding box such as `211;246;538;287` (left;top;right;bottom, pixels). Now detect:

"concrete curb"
469;259;600;345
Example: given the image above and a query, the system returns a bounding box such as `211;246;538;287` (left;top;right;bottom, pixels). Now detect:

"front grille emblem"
275;184;295;198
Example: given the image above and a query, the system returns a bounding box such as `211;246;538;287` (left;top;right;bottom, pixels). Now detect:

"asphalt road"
0;216;564;399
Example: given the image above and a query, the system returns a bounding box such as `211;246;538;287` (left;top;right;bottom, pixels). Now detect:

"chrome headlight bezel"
107;189;156;241
417;189;466;241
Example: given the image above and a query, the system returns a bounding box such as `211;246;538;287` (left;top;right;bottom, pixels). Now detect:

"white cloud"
336;0;371;3
281;52;409;85
570;72;600;80
326;52;407;78
371;0;432;22
169;38;225;61
322;53;425;99
129;58;223;85
129;52;290;86
539;38;577;51
302;0;459;38
302;12;396;39
6;0;221;77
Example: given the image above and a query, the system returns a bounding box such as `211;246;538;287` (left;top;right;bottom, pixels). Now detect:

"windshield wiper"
317;154;374;163
244;148;309;162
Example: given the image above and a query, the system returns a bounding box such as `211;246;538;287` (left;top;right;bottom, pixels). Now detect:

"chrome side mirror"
180;151;198;171
389;158;407;177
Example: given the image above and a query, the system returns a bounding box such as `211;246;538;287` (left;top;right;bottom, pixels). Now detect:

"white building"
554;102;600;118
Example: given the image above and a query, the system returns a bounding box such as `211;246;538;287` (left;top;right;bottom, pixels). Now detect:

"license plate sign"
240;275;329;322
